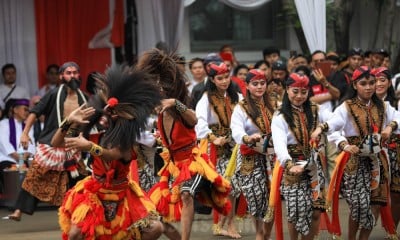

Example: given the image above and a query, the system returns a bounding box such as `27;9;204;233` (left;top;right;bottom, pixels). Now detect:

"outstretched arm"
51;104;95;147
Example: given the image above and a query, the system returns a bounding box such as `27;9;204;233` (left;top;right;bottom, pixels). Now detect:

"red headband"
371;67;390;79
245;69;266;83
286;73;309;88
220;52;233;62
208;62;230;77
352;66;371;82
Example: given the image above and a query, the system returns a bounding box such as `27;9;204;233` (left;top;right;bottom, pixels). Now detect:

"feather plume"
88;66;161;152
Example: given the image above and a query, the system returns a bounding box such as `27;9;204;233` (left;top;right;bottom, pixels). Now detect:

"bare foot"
212;224;229;236
227;227;241;239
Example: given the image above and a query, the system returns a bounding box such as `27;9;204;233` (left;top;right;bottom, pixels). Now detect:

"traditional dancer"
137;49;231;240
230;69;275;239
3;62;88;221
53;67;164;240
312;66;400;240
195;62;242;238
373;66;400;235
271;72;327;240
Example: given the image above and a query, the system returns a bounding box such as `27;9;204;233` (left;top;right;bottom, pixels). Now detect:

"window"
188;0;283;52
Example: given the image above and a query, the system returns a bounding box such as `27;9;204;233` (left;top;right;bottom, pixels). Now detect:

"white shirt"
0;84;30;109
271;107;329;167
230;103;263;144
0;118;35;163
195;92;243;139
325;101;400;146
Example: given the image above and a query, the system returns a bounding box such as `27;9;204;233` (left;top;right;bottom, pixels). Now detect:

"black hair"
245;90;274;121
342;76;385;112
309;50;326;62
384;85;398;109
189;57;204;69
135;48;190;120
46;64;59;73
279;91;315;130
233;64;249;76
205;75;239;105
262;47;280;58
254;60;270;69
2;63;16;76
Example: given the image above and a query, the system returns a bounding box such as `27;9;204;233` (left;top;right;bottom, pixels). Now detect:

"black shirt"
30;85;87;145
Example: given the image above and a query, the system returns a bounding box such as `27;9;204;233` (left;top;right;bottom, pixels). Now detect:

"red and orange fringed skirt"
59;176;158;240
148;146;232;222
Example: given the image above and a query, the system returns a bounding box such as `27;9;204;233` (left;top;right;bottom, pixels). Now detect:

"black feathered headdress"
89;66;161;152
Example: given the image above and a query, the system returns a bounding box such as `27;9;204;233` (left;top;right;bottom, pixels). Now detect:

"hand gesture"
289;165;305;174
213;136;227;146
343;144;359;154
158;99;176;113
248;133;262;144
68;104;96;125
20;132;32;150
64;133;91;152
312;68;326;83
310;127;322;142
381;126;392;143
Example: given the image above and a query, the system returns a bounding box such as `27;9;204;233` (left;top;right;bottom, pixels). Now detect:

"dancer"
53;67;164;239
271;72;327;240
195;62;242;238
311;66;400;240
230;69;274;239
373;67;400;233
3;62;88;221
137;49;232;240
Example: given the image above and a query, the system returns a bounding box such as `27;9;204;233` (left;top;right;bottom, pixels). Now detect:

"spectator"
190;53;222;109
187;58;206;94
262;46;280;66
0;64;30;117
36;64;60;97
0;98;35;193
370;48;389;68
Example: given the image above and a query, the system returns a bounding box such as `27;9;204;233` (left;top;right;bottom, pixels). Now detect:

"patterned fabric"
281;177;313;235
22;159;69;205
216;154;241;198
388;135;400;193
138;163;157;192
236;152;268;219
341;156;375;230
280;150;326;235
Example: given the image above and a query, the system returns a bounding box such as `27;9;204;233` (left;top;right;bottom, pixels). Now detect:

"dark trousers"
14;189;39;215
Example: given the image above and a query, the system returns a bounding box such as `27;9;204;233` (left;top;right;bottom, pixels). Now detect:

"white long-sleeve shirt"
0;118;35;163
195;92;243;139
271;107;330;167
230;104;263;144
325;101;400;146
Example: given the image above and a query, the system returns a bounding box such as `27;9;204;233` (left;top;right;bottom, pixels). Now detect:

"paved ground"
0;199;392;240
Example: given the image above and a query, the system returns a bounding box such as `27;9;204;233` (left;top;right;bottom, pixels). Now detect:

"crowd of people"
0;44;399;240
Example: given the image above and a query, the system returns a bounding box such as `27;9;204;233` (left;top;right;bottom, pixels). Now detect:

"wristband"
60;118;72;132
175;99;188;114
389;121;398;131
242;135;250;144
89;143;103;156
338;141;349;151
285;159;294;171
318;122;329;132
207;133;217;143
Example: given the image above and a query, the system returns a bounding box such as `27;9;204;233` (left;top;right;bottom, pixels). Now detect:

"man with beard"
2;62;88;221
